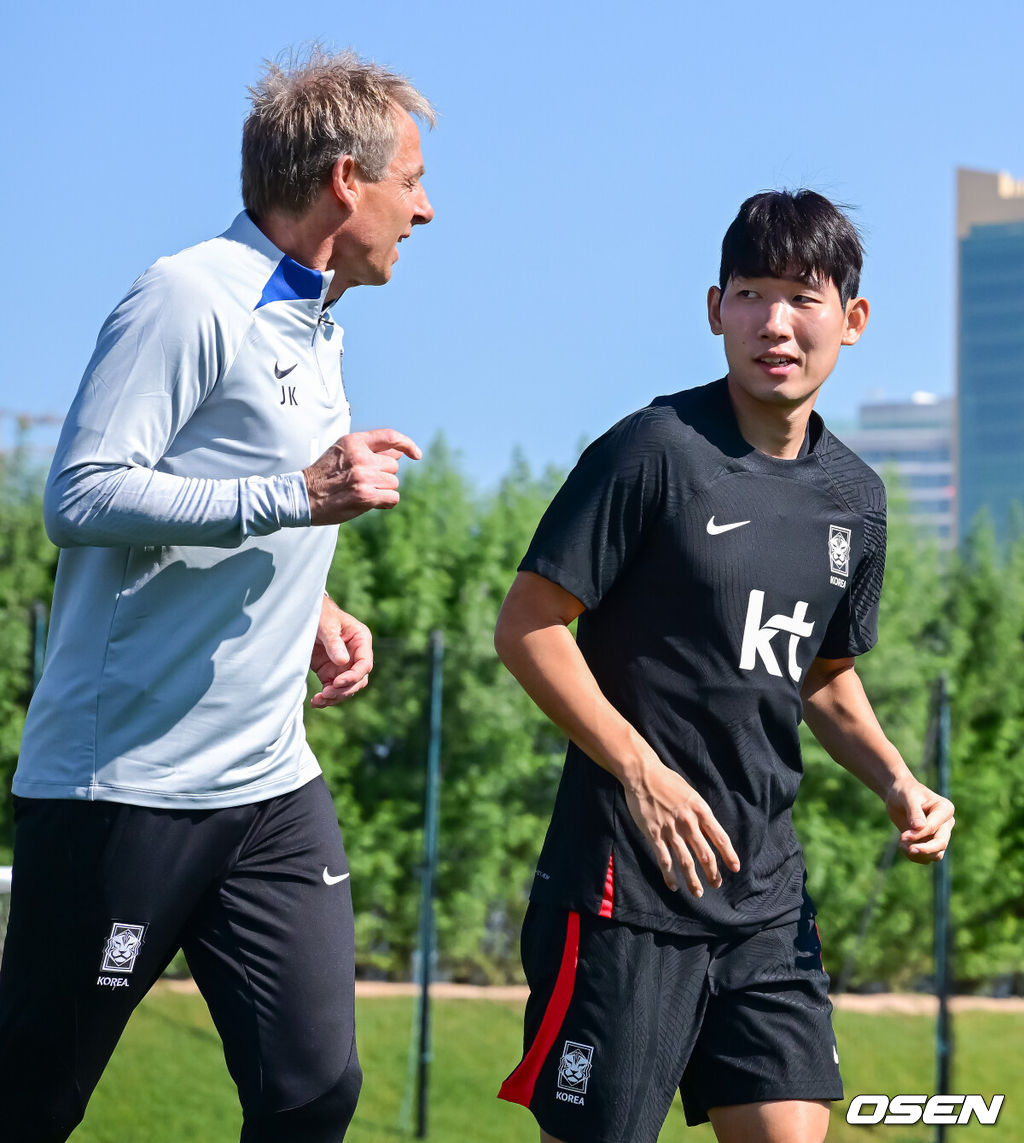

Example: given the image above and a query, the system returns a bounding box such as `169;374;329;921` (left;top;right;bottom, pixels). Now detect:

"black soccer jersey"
521;378;886;936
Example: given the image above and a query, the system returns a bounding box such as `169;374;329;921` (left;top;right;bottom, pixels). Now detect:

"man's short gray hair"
242;46;436;220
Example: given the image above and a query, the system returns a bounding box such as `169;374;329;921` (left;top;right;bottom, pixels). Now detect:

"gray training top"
15;212;351;808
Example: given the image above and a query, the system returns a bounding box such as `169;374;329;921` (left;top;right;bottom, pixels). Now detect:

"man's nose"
412;185;434;227
760;301;792;338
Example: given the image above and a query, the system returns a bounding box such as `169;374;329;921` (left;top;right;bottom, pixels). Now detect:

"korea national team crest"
828;525;852;583
557;1040;594;1097
100;921;147;975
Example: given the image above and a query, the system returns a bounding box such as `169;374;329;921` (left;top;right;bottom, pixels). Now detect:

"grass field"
73;990;1021;1142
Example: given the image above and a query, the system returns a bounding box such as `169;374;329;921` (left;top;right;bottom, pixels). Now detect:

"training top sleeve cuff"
242;471;312;535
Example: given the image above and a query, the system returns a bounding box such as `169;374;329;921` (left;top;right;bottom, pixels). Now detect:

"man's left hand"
885;777;955;864
310;596;373;707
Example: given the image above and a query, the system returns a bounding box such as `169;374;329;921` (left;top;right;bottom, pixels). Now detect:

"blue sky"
4;0;1023;484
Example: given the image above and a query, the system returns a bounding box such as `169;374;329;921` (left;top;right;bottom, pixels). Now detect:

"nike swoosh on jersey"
274;361;298;379
706;516;751;535
322;868;350;886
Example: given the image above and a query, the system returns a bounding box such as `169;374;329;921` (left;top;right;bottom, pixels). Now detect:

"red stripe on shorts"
497;910;581;1108
598;851;615;918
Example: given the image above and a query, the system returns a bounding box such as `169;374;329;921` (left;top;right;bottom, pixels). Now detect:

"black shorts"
0;776;361;1143
499;902;843;1143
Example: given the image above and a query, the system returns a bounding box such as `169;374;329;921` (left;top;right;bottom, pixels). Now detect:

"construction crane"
0;409;64;456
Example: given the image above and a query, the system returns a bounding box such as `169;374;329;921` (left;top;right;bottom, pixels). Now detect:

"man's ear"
330;156;360;212
707;285;724;335
841;296;869;346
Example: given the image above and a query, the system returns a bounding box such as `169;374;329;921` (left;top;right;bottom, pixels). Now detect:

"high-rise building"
957;168;1024;541
841;393;954;546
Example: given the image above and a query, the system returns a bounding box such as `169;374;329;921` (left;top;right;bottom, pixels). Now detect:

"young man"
495;190;954;1143
0;49;433;1142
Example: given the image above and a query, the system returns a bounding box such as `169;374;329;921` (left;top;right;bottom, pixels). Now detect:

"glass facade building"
842;395;954;547
957;169;1024;541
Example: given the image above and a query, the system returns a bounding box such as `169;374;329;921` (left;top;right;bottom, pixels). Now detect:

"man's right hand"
622;759;740;897
304;429;422;524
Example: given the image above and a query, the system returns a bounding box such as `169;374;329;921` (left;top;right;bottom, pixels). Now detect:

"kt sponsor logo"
738;590;815;682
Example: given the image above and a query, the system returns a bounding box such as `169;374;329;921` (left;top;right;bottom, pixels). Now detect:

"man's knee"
241;1057;363;1143
708;1098;830;1143
0;1013;89;1143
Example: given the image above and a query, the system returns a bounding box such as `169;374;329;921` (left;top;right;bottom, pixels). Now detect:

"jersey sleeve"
817;497;887;659
518;411;677;609
44;263;310;550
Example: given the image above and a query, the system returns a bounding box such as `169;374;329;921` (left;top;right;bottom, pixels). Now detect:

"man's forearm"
495;571;741;893
801;658;914;798
44;463;310;549
803;657;956;862
495;615;658;786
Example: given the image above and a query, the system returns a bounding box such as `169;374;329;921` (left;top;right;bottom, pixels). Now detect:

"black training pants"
0;776;361;1142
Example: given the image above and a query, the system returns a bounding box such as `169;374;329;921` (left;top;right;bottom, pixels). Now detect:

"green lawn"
72;991;1022;1142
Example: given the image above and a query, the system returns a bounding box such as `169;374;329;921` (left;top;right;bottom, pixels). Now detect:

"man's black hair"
718;190;864;306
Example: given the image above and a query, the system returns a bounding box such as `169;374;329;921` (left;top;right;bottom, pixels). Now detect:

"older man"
0;48;434;1142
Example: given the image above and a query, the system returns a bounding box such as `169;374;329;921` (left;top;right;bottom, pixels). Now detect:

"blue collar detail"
255;255;325;310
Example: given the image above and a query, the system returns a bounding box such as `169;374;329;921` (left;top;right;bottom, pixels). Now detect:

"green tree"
2;439;1021;990
942;514;1024;984
0;452;57;857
